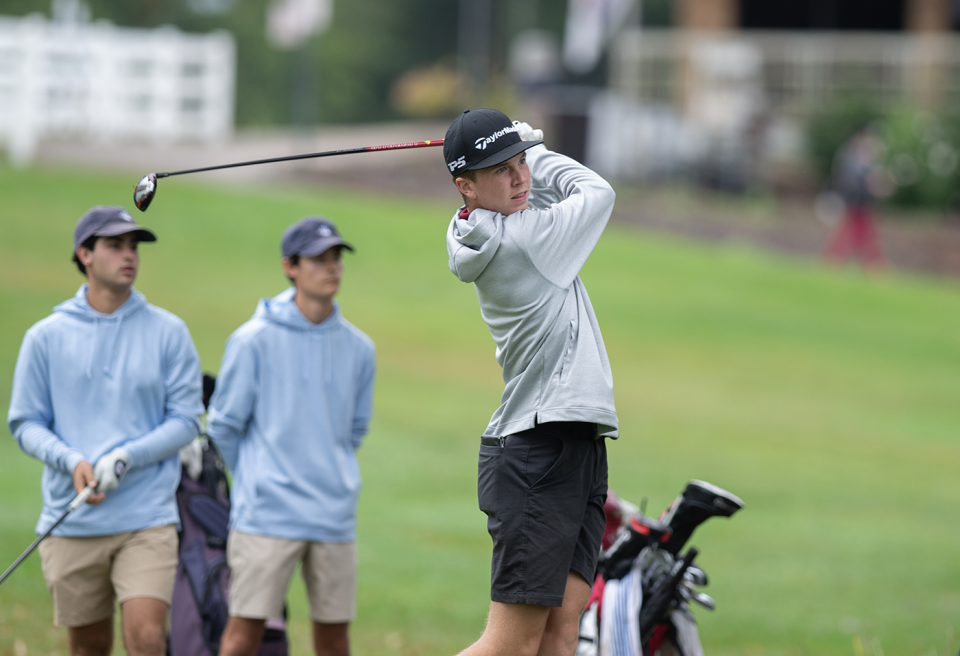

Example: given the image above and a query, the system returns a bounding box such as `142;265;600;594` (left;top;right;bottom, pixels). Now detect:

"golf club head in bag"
659;480;744;556
600;513;672;580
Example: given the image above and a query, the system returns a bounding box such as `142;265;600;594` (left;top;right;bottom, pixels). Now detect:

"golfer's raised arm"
521;145;616;289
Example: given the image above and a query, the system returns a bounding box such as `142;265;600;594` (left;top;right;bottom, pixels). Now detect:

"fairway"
1;165;958;656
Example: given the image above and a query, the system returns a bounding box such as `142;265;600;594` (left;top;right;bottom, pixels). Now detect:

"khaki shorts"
227;530;356;623
38;524;178;627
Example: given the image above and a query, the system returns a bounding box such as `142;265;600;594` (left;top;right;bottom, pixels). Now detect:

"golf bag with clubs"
576;481;744;656
169;374;288;656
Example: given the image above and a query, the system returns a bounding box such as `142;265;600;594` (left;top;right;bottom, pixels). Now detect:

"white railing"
610;29;960;114
0;14;235;165
587;29;960;183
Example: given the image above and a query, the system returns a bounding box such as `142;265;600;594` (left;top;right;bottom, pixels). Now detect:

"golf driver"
133;139;444;212
0;460;128;586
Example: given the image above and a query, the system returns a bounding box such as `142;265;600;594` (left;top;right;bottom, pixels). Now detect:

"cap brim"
94;222;157;242
299;237;354;257
467;140;543;172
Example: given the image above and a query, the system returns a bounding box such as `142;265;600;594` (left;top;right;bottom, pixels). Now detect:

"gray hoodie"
446;144;618;438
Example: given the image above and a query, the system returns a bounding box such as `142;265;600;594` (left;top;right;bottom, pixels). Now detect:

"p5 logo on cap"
119;210;133;222
317;225;333;237
447;156;466;172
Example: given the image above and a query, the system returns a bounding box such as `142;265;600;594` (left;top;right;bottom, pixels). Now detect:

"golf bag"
169;374;288;656
577;481;744;656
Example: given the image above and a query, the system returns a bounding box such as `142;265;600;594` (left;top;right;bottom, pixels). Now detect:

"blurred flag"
266;0;332;50
562;0;636;75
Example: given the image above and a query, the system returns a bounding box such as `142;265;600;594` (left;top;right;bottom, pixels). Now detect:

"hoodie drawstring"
102;314;123;378
85;314;124;379
86;317;99;379
301;329;333;385
323;330;332;384
302;333;312;384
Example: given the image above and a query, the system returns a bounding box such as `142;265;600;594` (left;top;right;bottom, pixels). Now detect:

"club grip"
68;486;95;511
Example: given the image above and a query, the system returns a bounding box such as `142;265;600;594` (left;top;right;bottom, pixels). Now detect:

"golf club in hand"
0;460;129;586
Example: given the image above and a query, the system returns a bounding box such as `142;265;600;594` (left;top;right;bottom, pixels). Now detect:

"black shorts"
477;421;608;607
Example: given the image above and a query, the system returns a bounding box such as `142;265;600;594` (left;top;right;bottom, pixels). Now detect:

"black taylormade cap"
443;108;542;176
74;206;157;250
281;217;354;258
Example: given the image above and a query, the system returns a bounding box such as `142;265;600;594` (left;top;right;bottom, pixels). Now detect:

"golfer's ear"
455;175;475;199
281;256;297;279
76;246;94;267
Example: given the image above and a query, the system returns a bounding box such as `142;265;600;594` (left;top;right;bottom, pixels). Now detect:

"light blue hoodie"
7;285;203;537
206;288;376;543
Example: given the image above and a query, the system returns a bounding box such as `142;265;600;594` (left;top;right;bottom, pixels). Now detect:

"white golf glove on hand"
179;438;203;481
93;447;130;492
512;120;543;142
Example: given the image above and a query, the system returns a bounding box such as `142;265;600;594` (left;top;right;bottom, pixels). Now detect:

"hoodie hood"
447;207;503;283
54;284;147;321
53;285;147;379
254;288;341;385
254;288;342;330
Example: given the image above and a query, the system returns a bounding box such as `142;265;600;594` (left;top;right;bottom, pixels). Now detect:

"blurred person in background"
823;124;890;269
207;218;375;656
7;206;204;656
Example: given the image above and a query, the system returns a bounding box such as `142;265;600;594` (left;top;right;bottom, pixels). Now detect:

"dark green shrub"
881;108;960;209
806;98;960;210
805;96;884;183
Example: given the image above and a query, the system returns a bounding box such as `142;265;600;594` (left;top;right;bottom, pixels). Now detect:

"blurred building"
579;0;960;189
0;11;235;167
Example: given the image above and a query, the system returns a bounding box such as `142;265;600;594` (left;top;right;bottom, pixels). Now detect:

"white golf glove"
179;438;203;481
93;447;130;492
512;120;543;142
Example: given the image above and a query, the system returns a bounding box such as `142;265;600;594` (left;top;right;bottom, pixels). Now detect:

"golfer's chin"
106;276;136;291
503;198;529;216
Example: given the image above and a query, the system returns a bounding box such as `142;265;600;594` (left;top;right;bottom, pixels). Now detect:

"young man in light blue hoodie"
8;206;203;656
444;109;618;656
207;217;375;656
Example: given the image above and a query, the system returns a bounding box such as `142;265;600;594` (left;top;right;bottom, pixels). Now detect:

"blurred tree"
643;0;673;26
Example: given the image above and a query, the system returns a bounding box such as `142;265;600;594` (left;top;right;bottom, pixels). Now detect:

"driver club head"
134;173;157;212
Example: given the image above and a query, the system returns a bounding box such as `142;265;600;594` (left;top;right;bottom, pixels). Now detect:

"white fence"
587;29;960;185
610;29;960;115
0;14;235;166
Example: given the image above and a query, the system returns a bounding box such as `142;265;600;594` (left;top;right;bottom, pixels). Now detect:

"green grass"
1;165;959;656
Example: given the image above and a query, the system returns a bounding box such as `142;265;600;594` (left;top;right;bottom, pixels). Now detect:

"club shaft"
156;140;444;179
0;487;93;586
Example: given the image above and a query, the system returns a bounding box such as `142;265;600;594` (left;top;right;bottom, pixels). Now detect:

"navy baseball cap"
74;206;157;250
281;217;354;258
443;108;542;176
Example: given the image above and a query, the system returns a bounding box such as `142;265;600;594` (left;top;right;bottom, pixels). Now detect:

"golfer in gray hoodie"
444;108;617;656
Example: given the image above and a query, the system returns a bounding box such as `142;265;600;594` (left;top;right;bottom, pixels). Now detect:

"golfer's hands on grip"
93;447;130;494
512;120;543;142
72;461;106;505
